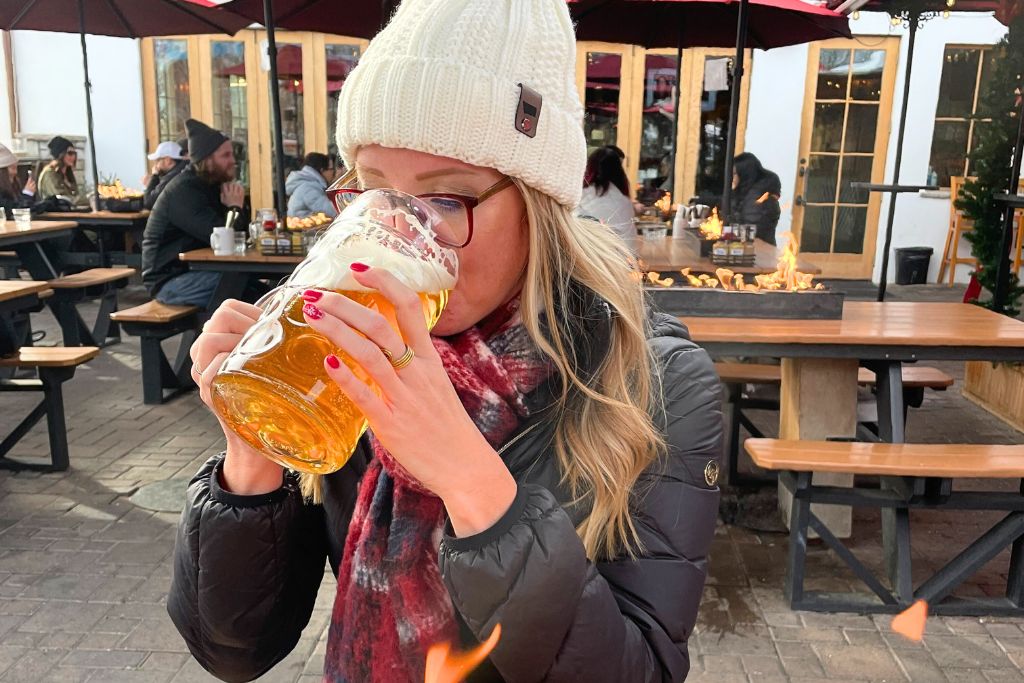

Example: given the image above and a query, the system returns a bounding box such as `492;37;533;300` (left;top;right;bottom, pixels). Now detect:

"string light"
852;10;860;19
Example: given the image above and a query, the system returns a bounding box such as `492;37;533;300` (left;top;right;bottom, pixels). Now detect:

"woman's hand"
190;299;284;495
301;266;518;536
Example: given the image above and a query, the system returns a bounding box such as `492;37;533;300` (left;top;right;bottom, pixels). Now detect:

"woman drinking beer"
168;1;722;681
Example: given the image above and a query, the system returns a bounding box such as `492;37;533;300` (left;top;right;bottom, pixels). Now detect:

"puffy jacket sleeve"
167;454;329;683
439;341;723;682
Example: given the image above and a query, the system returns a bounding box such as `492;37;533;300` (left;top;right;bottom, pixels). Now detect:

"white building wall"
4;31;145;187
744;11;1008;283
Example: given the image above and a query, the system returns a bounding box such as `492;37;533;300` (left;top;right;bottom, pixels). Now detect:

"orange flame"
671;232;824;293
654;191;673;216
891;600;928;642
424;624;502;683
699;208;723;239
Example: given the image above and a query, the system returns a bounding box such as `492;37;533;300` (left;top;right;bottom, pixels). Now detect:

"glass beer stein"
210;189;459;474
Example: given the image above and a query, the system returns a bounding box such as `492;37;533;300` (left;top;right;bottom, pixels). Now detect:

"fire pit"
642;233;844;320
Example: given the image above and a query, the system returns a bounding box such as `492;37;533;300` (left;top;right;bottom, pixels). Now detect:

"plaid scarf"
325;298;552;683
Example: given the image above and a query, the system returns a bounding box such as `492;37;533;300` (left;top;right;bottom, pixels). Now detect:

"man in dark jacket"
730;152;782;246
143;141;188;210
142;119;247;308
167;300;722;683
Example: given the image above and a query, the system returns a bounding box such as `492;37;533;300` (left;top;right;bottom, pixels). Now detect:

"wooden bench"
0;346;100;472
110;301;200;405
46;267;135;347
717;362;955;486
746;438;1024;616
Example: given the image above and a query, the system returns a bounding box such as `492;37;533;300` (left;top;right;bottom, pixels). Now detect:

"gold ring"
382;345;415;370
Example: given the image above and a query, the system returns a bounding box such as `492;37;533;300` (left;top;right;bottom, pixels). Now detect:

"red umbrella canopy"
569;0;851;49
217;0;399;36
0;0;251;37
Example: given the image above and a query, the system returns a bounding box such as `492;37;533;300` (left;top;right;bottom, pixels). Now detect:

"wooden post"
778;357;858;538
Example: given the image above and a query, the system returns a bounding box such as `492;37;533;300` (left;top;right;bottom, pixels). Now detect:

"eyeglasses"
326;168;514;248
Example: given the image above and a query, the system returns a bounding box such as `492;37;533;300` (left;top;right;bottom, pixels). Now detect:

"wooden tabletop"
627;235;821;275
0;221;78;242
179;248;301;265
0;280;51;303
42;210;149;221
687;301;1024;349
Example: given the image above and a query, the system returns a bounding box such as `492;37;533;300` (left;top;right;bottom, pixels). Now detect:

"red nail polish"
301;289;323;302
302;303;324;320
350;262;370;273
326;354;341;370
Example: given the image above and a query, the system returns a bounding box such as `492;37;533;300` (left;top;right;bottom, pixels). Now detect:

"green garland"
957;14;1024;317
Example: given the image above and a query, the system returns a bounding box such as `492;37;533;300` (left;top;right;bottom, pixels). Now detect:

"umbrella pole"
992;84;1024;313
78;0;101;210
720;0;749;224
264;0;288;218
876;14;918;302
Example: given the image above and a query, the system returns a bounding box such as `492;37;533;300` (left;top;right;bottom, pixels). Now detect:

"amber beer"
209;189;458;474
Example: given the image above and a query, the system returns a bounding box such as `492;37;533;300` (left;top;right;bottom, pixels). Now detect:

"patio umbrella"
0;0;250;206
569;0;850;220
828;0;1018;301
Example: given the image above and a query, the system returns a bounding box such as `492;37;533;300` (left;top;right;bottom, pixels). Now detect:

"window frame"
929;44;996;188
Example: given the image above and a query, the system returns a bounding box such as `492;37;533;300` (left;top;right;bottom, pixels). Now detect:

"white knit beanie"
0;144;16;169
336;0;586;208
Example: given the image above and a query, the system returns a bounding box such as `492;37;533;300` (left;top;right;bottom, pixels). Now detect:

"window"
211;41;249;187
153;39;191;143
928;46;997;187
325;43;362;165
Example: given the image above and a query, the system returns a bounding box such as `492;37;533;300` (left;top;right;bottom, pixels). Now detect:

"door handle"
795;195;806;206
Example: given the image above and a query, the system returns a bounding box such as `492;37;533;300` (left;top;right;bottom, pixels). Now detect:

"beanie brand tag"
515;84;543;139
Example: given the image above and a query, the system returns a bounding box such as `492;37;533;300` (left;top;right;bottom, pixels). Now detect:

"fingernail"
350;262;370;273
325;354;341;370
301;289;322;302
302;303;324;320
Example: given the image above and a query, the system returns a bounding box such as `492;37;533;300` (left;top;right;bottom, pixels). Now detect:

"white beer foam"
287;210;457;293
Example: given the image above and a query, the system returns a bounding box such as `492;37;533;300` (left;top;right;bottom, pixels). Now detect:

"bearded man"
142;119;248;308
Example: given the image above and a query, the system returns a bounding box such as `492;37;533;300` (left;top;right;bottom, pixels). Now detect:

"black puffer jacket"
167;303;723;683
144;158;188;210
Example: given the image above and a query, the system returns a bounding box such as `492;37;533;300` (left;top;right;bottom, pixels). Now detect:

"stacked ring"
382;345;415;370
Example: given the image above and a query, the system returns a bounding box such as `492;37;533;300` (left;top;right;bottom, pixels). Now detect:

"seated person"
143;141;189;210
142;119;248;309
0;143;35;218
578;146;636;243
37;136;84;206
286;152;338;218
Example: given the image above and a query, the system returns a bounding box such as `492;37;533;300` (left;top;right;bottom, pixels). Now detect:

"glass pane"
326;44;361;166
834;206;868;253
636;53;678;204
929;120;969;188
694;57;733;198
805;155;839;203
802;205;834;253
584;53;623;154
844;103;879;153
211;41;249;188
272;44;305;206
936;47;981;119
817;49;850;100
850;50;885;101
811;103;844;153
839;156;872;203
978;48;999;104
154;39;190;142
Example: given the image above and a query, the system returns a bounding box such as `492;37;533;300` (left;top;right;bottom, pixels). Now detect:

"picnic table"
686;301;1024;536
0;280;52;356
179;248;300;309
625;235;821;275
37;210;149;268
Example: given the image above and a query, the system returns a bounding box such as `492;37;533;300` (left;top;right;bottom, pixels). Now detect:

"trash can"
895;247;933;285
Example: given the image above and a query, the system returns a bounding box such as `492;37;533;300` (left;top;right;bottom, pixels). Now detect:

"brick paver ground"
0;281;1021;682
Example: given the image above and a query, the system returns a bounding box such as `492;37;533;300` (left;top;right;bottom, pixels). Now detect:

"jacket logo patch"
704;460;720;487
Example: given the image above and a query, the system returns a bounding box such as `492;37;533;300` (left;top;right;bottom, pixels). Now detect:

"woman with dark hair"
730;152;782;246
0;143;35;218
285;151;338;218
37;136;83;206
579;145;636;242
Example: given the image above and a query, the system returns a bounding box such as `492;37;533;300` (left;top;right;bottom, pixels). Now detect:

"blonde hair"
301;180;665;561
515;180;664;560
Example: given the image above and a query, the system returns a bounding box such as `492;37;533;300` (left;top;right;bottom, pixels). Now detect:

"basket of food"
98;181;144;212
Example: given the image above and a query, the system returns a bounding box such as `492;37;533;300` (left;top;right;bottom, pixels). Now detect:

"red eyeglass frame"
326;168;515;248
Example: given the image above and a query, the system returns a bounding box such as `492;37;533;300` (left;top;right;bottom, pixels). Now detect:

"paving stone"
60;649;147;668
982;670;1024;682
17;600;110;633
894;648;949;682
927;635;1016;669
699;654;745;673
814;643;905;680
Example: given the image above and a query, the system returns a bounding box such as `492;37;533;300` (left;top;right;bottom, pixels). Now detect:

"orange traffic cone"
891;600;928;642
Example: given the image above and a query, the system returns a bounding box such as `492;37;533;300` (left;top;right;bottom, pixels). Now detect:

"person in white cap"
173;1;721;681
142;140;187;210
0;143;35;219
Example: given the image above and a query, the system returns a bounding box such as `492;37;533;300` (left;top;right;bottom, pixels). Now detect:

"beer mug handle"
210;233;217;251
